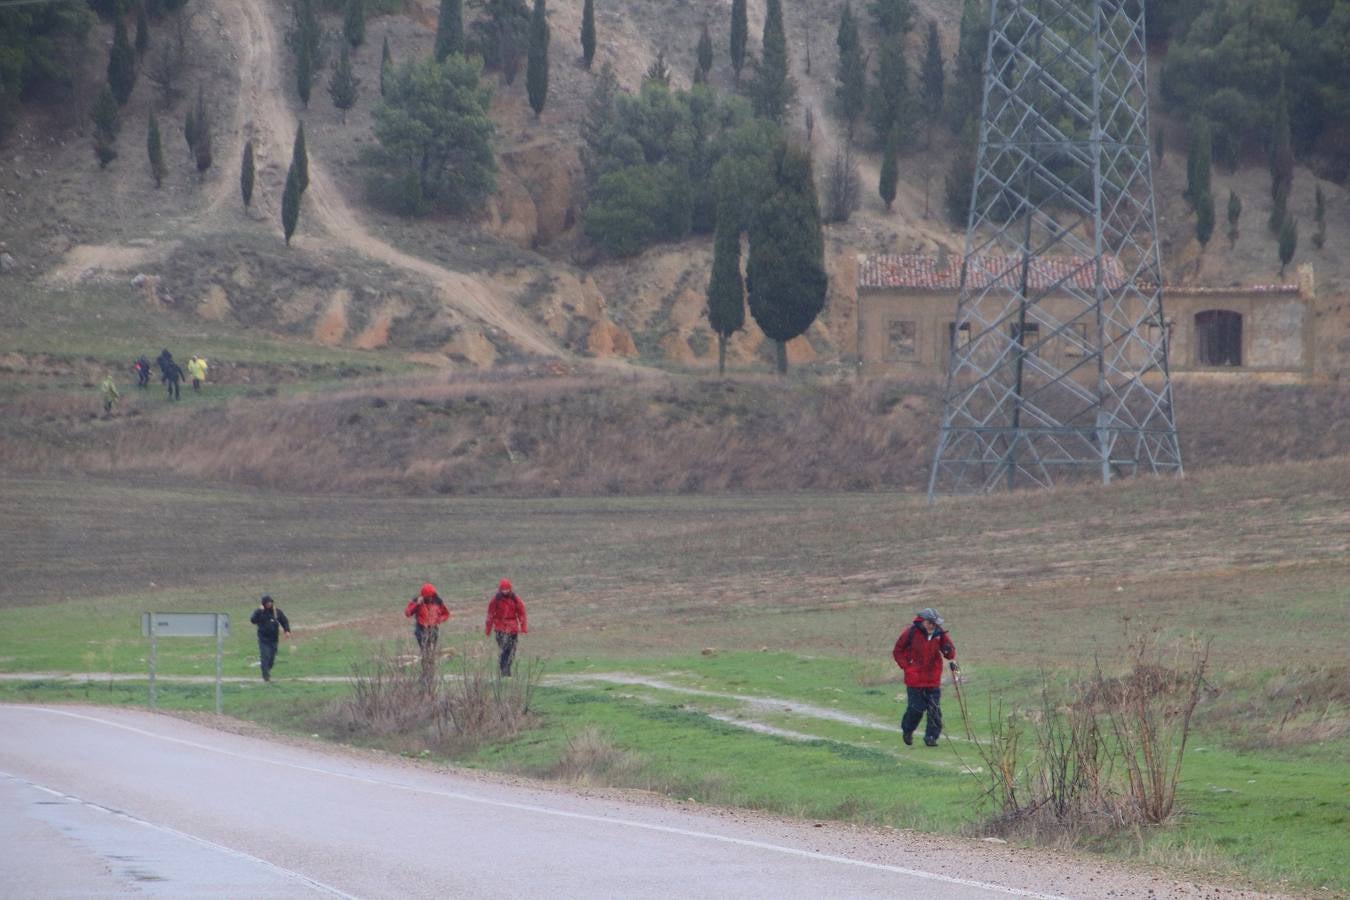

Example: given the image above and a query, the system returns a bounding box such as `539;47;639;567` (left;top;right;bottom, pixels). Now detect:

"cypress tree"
282;164;302;246
730;0;747;84
241;139;256;210
1278;215;1297;277
292;121;309;193
135;2;150;56
581;0;596;69
871;0;915;35
526;0;550;118
380;34;392;97
879;127;898;211
1313;183;1326;250
944;122;977;227
184;105;196;156
435;0;463;62
1269;181;1289;235
1185;118;1211;210
344;0;365;48
919;20;943;143
329;44;360;122
947;0;986;134
92;84;120;168
108;16;137;106
707;207;745;376
751;0;792;121
834;4;865;139
297;36;313;107
147;112;164;187
868;34;910;145
696;20;712;81
747;141;828;374
193;86;212;177
1227;190;1241;248
1269;91;1293;203
1195;189;1214;262
1154;126;1165;166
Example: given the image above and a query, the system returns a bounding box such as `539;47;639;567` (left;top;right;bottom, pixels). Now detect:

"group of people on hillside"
249;579;528;684
104;349;208;414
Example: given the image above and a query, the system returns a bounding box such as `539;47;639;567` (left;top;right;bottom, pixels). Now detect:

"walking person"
186;355;208;393
405;583;450;658
99;375;120;415
156;349;183;400
892;607;958;747
484;579;527;677
249;594;291;682
134;356;151;389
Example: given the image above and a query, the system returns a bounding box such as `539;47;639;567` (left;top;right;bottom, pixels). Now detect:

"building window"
889;320;917;358
1195;310;1242;366
1062;322;1089;357
1009;321;1040;344
948;322;971;352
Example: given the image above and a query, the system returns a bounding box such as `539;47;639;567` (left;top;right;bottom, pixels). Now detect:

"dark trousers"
414;625;439;653
494;631;518;676
258;638;278;681
901;687;943;743
165;379;180;400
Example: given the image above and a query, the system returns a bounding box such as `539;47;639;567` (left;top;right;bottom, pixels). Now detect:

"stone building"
856;254;1316;378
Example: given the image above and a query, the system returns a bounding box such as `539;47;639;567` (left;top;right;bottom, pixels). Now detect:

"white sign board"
141;612;229;638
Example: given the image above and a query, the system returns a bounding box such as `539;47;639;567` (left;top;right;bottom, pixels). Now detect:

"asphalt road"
0;705;1096;900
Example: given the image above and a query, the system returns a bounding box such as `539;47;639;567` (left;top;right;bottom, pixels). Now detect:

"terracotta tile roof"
857;254;1127;291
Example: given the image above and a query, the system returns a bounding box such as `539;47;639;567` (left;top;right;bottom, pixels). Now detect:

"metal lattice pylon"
928;0;1182;497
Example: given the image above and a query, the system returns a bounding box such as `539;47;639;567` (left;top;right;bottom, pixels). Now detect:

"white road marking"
0;767;362;899
13;706;1068;900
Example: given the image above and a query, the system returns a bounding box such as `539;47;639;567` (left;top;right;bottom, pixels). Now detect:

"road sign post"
141;613;230;714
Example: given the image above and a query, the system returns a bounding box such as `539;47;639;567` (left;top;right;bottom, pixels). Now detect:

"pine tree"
193;86;212;177
834;4;865;139
919;20;943;146
696;20;712;81
581;0;596;69
879;127;898;211
344;0;365;48
435;0;463;61
751;0;792;121
526;0;550;118
282;164;302;246
730;0;747;84
92;84;120;169
329;44;360;122
108;16;137;106
747;142;828;374
706;206;745;376
1278;214;1297;277
135;2;150;56
292;121;309;193
380;34;393;97
1313;183;1326;250
241;139;255;211
147;112;164;187
1227;190;1241;248
297;36;313;107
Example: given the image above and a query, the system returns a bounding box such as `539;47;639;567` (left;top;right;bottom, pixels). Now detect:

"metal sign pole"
214;613;224;715
149;617;157;709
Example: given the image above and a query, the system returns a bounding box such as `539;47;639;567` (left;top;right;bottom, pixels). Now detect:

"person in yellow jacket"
99;375;120;415
186;355;208;392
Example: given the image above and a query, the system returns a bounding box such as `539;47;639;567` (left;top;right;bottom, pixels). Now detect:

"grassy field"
0;465;1347;893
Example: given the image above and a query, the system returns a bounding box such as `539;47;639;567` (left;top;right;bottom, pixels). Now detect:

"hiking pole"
949;661;978;744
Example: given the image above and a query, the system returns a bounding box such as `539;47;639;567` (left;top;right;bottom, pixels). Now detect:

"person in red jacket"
892;607;958;747
405;583;450;656
484;579;527;676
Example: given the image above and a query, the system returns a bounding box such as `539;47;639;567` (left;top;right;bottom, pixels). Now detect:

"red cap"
420;583;436;598
499;579;512;593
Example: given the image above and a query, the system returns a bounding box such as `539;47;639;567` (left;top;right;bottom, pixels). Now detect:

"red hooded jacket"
485;591;527;635
406;596;450;628
892;618;956;689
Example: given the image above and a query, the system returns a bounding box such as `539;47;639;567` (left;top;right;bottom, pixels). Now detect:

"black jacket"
250;606;290;642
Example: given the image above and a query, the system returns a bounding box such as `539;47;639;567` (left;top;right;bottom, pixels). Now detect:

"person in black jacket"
249;594;291;682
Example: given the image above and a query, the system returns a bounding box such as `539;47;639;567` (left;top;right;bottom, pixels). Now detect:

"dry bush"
549;727;642;784
325;642;542;754
966;628;1209;841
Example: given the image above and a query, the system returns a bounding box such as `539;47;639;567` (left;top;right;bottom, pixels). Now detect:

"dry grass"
3;369;1348;497
549;727;643;784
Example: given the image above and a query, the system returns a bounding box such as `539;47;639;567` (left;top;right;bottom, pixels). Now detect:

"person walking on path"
485;579;527;676
186;355;208;393
100;375;120;415
133;356;151;389
406;583;450;656
892;607;957;747
156;349;183;400
249;594;291;682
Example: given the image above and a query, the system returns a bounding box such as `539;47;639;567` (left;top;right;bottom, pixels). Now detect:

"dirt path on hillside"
213;0;561;359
